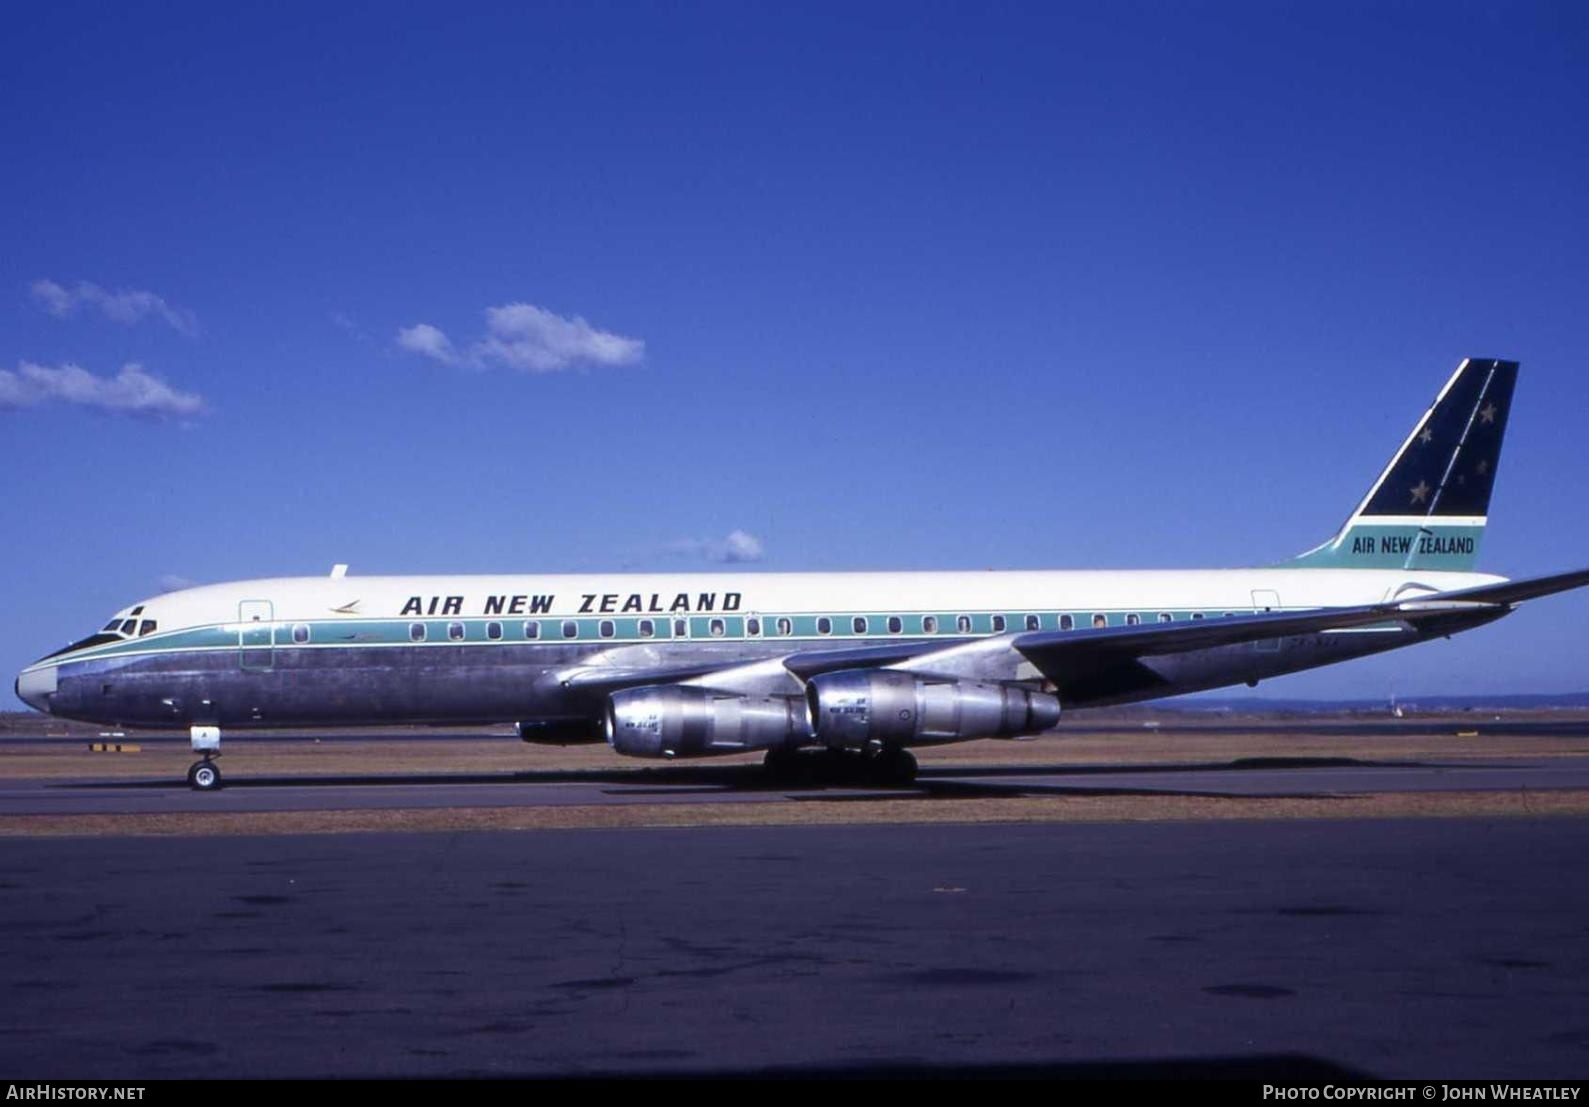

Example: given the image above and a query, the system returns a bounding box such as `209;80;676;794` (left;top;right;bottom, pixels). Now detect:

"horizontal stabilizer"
1399;566;1589;608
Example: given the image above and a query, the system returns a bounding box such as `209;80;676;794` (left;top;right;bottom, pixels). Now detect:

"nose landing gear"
188;725;223;791
186;757;222;791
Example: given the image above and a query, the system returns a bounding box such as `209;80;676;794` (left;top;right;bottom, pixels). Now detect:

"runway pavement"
4;755;1589;816
2;818;1587;1078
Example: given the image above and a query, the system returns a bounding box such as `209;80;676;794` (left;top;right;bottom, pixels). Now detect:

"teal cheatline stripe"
1287;522;1485;571
45;605;1273;666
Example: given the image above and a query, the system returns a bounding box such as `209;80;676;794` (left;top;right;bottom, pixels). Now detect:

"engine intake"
606;685;810;758
806;670;1060;749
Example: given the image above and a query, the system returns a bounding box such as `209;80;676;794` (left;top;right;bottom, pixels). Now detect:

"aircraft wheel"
188;760;222;791
764;747;820;784
867;748;918;787
763;747;797;780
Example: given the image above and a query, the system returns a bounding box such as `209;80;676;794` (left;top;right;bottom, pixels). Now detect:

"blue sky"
4;1;1587;705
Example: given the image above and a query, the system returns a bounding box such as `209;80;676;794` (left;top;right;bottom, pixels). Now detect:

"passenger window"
817;617;833;635
600;620;615;639
139;620;157;637
709;618;726;637
562;620;579;638
1060;614;1074;631
1126;613;1141;626
1025;615;1040;632
448;622;465;641
923;615;938;634
524;620;540;639
292;624;310;644
852;616;867;634
887;616;903;634
1191;612;1205;621
410;623;426;642
1224;612;1235;618
746;617;760;636
639;619;655;638
487;621;503;640
673;618;688;637
1158;613;1172;623
776;617;793;636
991;615;1006;632
1092;614;1108;628
956;615;972;633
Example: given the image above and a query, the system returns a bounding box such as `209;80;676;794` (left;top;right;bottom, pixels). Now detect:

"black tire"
866;747;918;787
189;761;222;791
764;747;815;784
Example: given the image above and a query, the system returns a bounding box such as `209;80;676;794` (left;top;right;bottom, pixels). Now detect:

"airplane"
15;357;1589;791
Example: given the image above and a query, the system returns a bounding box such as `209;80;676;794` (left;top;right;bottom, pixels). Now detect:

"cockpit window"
120;619;138;635
138;620;157;637
103;619;123;632
42;632;124;660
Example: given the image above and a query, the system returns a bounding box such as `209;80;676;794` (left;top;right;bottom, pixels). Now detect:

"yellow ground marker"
87;743;141;753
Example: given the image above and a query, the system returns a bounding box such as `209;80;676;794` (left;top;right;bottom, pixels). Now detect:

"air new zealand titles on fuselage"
398;591;747;617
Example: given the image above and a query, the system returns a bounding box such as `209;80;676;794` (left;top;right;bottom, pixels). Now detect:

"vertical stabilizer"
1289;358;1517;571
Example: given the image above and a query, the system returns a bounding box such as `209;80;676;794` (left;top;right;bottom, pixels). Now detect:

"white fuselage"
17;565;1504;732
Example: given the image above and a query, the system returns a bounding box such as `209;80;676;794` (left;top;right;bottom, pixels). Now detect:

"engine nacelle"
806;670;1060;749
606;685;810;758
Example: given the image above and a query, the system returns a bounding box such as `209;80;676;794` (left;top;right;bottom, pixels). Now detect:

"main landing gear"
187;725;223;791
762;746;919;787
865;746;918;787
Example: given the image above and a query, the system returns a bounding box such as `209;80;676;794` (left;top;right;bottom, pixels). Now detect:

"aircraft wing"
558;567;1589;704
943;566;1589;704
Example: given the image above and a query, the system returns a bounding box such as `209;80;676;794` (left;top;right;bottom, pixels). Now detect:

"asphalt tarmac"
3;818;1587;1079
4;756;1589;816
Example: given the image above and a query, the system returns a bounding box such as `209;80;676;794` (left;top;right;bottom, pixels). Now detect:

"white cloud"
668;529;767;564
31;279;199;337
717;529;766;563
396;322;458;365
396;302;644;373
477;303;644;372
0;361;207;419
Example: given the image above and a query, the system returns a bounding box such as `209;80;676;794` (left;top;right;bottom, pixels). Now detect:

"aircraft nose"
15;666;57;713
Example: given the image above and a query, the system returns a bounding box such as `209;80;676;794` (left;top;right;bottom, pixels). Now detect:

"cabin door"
239;599;275;670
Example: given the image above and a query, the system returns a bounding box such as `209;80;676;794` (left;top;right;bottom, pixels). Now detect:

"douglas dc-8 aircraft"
16;358;1589;790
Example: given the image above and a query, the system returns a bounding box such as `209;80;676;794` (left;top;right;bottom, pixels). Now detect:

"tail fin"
1289;357;1518;571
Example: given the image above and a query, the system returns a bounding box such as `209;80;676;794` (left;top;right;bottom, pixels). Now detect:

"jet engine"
805;669;1060;748
606;685;810;758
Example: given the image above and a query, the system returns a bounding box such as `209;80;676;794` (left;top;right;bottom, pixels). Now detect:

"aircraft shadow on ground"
60;753;1465;801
